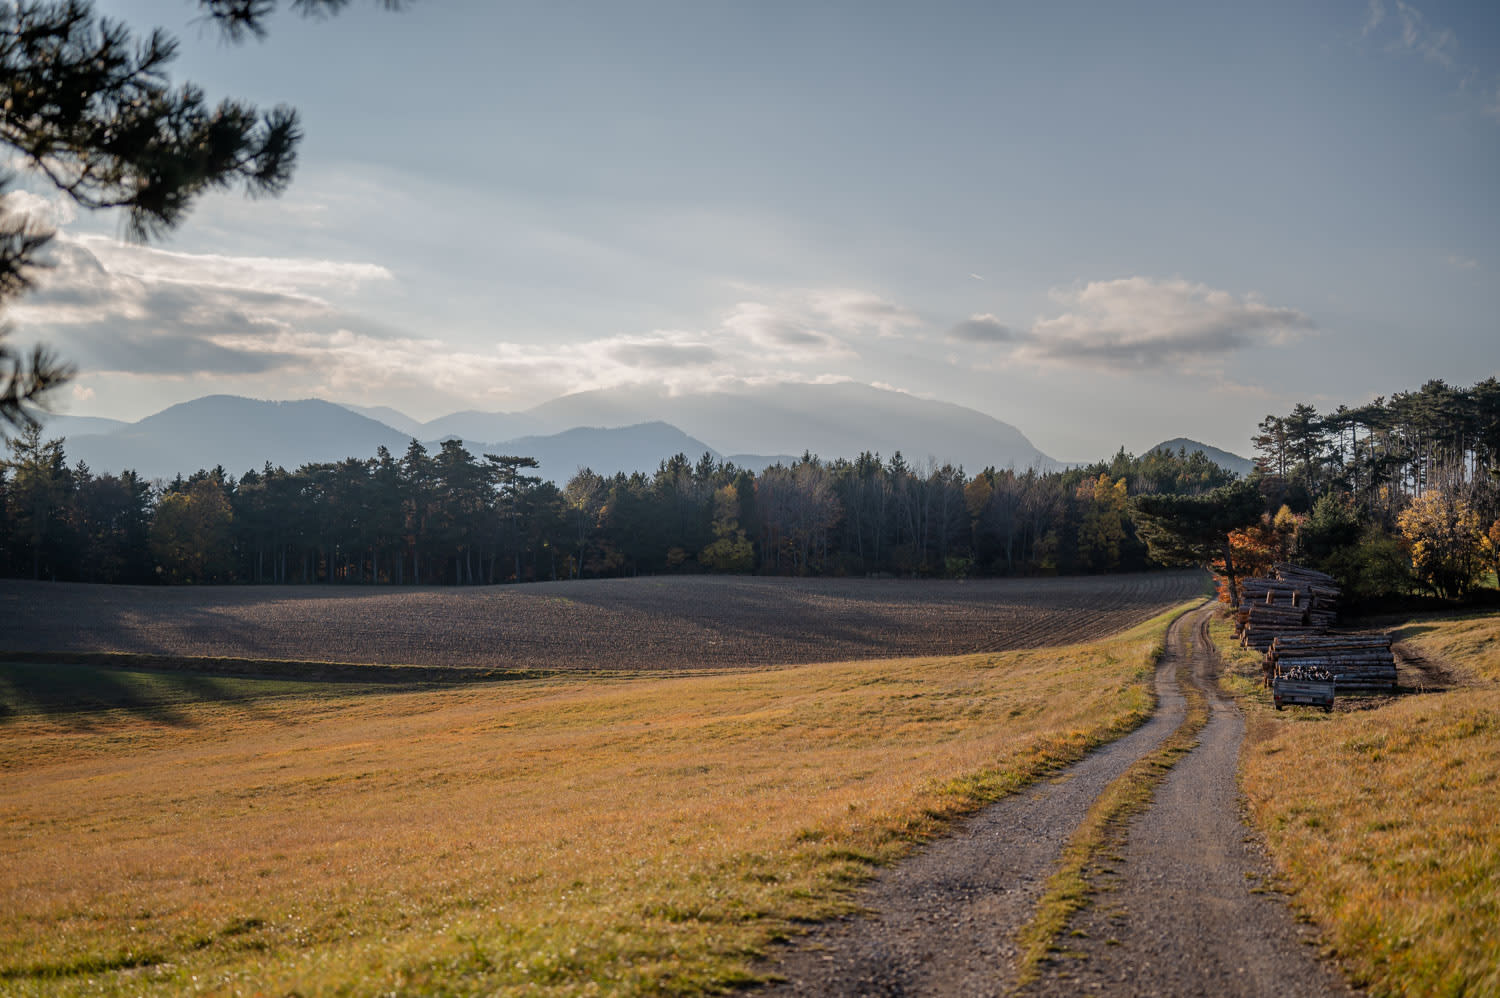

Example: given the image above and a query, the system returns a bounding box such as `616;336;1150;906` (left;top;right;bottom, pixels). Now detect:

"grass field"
0;572;1205;672
0;604;1189;996
1215;612;1500;998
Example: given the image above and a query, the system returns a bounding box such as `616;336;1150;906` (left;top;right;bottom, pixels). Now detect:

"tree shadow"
0;660;386;730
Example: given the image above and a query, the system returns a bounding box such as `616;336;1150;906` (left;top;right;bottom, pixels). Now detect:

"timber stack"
1233;562;1341;652
1263;633;1398;693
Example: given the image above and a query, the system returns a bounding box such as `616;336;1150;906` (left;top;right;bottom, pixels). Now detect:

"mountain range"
31;384;1250;484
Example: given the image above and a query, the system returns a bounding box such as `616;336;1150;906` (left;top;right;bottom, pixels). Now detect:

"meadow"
1216;612;1500;998
0;603;1190;996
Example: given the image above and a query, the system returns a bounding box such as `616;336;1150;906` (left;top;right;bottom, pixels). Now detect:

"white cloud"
0;189;77;229
1391;0;1456;68
1446;253;1479;271
810;291;925;339
1014;277;1311;370
69;234;393;297
12;231;913;408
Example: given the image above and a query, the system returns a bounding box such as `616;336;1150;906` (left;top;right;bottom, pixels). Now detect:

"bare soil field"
1;570;1206;671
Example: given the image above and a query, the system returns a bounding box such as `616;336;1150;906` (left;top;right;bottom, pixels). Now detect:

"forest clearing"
0;600;1188;995
0;571;1204;672
1215;613;1500;998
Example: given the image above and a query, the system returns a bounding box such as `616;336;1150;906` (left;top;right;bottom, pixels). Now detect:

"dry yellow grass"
1216;612;1500;998
0;606;1186;996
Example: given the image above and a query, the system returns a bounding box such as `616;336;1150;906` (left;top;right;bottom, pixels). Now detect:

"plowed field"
1;571;1206;671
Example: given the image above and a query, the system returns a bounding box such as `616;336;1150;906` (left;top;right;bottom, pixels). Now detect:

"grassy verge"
0;604;1192;996
1213;610;1500;998
1012;608;1209;985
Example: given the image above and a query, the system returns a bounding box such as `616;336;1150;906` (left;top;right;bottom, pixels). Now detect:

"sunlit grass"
0;605;1188;996
1216;611;1500;998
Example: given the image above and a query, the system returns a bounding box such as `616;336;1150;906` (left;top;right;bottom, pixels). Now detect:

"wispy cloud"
948;277;1312;372
69;234;393;297
1446;253;1479;271
1361;0;1499;124
1364;0;1456;66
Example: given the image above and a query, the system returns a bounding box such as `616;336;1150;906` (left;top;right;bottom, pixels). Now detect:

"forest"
2;377;1497;598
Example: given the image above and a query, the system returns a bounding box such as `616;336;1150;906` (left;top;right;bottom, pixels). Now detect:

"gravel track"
751;611;1195;997
755;606;1355;997
1021;608;1355;997
2;571;1204;671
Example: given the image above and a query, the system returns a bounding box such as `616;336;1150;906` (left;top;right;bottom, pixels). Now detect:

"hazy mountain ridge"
40;384;1061;482
1146;437;1254;477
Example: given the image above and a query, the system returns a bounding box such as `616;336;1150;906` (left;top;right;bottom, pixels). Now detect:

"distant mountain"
1147;437;1255;477
496;422;718;481
47;384;1060;482
341;404;424;438
33;413;129;439
422;409;546;444
64;396;409;480
727;453;804;472
525;382;1056;471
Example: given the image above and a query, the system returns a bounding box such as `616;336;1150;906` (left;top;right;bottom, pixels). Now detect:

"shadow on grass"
0;660;387;730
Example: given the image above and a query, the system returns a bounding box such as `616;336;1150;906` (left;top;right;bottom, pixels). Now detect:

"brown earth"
1;571;1206;671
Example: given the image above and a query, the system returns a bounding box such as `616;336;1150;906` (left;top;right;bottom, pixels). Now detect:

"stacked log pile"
1263;633;1398;693
1234;563;1341;651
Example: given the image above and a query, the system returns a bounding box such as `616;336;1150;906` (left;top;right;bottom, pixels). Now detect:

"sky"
6;0;1499;462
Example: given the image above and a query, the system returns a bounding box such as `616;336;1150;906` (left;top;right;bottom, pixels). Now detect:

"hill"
62;396;410;481
496;422;718;481
1146;437;1254;477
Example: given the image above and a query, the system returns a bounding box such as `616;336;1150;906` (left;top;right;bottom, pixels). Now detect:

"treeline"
0;428;1237;585
1237;378;1500;600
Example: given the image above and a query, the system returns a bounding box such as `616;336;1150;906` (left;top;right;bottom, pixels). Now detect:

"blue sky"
9;0;1499;461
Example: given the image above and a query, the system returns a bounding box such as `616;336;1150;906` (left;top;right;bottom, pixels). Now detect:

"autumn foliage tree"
1396;490;1486;599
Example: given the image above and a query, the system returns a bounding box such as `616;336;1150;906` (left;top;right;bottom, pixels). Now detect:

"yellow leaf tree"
1396;490;1485;599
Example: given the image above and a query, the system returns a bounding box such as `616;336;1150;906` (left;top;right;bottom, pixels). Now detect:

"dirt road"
755;606;1354;997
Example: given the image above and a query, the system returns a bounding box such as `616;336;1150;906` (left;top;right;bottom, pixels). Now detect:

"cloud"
12;233;921;411
1446;253;1479;271
0;189;78;229
70;234;393;297
1017;277;1311;370
948;314;1021;344
609;339;721;369
811;291;925;338
720;301;850;353
10;235;396;377
1391;0;1456;67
